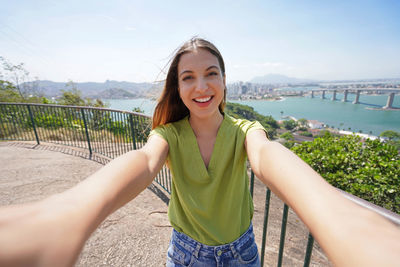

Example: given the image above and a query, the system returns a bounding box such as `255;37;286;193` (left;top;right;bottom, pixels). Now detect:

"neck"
189;111;224;138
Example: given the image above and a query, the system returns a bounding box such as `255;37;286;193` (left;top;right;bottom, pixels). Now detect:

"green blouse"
150;114;266;245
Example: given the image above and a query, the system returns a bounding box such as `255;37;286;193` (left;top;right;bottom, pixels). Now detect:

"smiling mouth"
193;96;213;103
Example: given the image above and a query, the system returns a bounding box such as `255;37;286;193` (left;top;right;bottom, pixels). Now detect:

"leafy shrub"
283;140;295;149
33;114;69;128
380;130;400;140
299;131;313;137
225;102;278;138
380;130;400;150
282;119;297;130
292;134;400;213
280;132;294;140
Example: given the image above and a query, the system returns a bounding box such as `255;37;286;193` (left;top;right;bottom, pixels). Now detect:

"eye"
208;71;218;76
182;75;193;81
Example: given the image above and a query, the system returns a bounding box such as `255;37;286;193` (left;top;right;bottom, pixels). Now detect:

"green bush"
283;140;295;149
380;130;400;140
225;102;278;138
280;132;294;140
380;130;400;150
33;114;70;129
282;119;297;130
291;134;400;213
299;131;313;137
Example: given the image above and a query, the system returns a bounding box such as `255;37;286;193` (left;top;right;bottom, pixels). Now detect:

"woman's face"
177;48;225;120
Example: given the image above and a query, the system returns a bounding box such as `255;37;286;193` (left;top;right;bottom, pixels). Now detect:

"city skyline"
1;0;399;83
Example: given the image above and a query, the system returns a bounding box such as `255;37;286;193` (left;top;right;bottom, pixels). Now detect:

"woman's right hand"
0;135;169;267
0;195;88;267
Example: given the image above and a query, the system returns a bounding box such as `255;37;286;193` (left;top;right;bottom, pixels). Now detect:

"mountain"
92;88;137;99
24;80;155;98
250;74;316;84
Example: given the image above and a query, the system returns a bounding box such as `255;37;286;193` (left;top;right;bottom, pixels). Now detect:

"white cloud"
98;15;116;23
257;62;284;67
125;26;136;31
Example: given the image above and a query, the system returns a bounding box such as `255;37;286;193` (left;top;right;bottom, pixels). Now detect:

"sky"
0;0;399;83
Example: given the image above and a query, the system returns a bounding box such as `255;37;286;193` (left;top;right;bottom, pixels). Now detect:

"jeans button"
217;250;222;256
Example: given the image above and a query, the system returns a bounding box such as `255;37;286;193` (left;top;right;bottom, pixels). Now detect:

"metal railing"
0;102;171;193
1;102;399;267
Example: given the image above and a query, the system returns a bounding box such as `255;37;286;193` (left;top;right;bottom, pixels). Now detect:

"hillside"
225;102;279;138
23;80;154;98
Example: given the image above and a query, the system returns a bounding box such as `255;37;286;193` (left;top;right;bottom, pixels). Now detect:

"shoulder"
224;114;266;135
150;116;189;141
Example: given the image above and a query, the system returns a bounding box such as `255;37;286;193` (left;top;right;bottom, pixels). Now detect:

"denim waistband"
171;223;255;258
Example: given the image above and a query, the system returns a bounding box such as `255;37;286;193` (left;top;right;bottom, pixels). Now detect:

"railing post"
277;204;289;267
261;188;271;267
250;171;255;197
81;108;92;159
27;105;40;145
303;233;314;267
129;114;137;150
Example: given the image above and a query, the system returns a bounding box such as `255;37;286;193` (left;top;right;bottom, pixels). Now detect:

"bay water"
105;93;400;136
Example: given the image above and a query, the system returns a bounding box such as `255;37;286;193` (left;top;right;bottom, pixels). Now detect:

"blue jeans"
166;223;260;267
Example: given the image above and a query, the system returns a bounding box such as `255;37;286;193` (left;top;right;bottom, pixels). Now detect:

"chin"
190;109;222;120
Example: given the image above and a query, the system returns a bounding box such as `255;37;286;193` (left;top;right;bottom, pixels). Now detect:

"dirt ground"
0;142;331;266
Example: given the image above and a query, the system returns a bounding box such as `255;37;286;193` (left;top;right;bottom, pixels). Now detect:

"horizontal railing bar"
0;102;151;119
338;189;400;226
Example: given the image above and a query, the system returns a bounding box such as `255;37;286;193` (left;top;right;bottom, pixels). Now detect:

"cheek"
178;87;190;103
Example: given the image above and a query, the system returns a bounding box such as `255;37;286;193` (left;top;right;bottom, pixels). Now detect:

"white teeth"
194;96;212;103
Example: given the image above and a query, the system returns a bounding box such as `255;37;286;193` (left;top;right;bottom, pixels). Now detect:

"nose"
195;77;208;93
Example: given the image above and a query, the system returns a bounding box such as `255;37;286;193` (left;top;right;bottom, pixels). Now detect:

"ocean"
105;93;400;136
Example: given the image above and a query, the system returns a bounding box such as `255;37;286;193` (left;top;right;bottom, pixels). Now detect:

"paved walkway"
0;142;171;266
0;142;331;266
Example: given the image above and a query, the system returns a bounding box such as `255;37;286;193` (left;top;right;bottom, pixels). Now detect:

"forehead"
178;48;220;73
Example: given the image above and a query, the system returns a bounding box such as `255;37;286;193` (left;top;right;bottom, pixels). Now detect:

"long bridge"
308;88;400;109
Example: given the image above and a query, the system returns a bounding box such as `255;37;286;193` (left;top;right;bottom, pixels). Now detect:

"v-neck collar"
185;114;227;176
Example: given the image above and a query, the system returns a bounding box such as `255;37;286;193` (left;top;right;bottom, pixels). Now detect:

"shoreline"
337;130;381;140
365;107;400;111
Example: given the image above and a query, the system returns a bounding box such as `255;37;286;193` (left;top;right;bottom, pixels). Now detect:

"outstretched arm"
245;130;400;267
0;134;168;267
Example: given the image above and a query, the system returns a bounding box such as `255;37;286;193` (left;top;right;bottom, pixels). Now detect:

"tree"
299;131;313;137
85;98;106;108
297;118;308;131
132;107;145;113
380;130;400;141
57;80;107;108
380;130;400;151
298;118;308;127
282;119;297;131
57;81;85;106
0;80;20;102
0;57;44;103
0;56;40;99
225;102;279;138
280;132;294;140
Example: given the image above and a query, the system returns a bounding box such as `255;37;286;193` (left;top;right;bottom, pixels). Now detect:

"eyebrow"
179;65;220;77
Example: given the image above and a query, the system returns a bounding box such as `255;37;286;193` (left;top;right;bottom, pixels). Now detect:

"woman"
151;39;265;265
0;38;399;267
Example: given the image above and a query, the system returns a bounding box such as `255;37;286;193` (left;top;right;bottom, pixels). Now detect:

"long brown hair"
152;37;226;129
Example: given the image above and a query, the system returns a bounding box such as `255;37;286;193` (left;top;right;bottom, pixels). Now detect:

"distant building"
308;120;324;129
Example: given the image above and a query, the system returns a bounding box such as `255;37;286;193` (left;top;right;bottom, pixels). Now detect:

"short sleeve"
246;120;269;139
149;125;168;142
